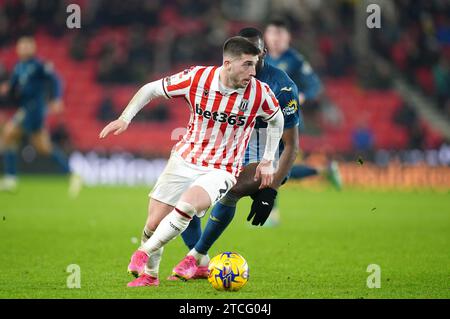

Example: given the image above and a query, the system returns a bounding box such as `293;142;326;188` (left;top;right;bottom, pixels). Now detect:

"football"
208;252;249;291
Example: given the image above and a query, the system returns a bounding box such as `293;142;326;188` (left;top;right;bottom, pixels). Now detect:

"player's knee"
2;128;18;145
230;181;255;198
219;191;240;207
175;201;197;219
35;143;52;155
33;137;52;155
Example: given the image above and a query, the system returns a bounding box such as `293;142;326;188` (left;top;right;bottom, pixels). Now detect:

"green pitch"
1;176;449;299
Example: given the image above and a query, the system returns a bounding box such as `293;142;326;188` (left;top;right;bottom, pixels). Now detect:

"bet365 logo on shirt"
195;104;246;126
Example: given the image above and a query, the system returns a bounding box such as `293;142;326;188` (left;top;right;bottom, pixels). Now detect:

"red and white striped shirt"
162;66;280;177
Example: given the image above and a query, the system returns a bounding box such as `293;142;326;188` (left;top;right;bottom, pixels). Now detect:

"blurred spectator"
408;122;426;150
97;42;130;84
97;91;118;122
70;33;89;61
394;102;426;150
51;123;72;153
432;56;450;110
394;102;419;127
134;103;170;123
0;63;9;107
358;59;393;90
352;122;374;160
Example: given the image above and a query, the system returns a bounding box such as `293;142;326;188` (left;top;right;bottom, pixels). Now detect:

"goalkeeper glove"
247;188;278;226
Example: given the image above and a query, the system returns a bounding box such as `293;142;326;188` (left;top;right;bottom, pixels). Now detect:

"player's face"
264;25;290;53
228;54;258;89
16;38;36;61
245;37;266;73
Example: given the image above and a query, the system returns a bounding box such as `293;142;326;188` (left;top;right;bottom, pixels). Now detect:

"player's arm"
247;85;299;226
271;126;298;188
271;87;300;188
39;62;64;114
254;86;284;189
296;59;322;103
0;67;18;97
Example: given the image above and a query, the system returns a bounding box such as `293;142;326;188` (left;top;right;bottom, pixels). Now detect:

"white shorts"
150;152;237;217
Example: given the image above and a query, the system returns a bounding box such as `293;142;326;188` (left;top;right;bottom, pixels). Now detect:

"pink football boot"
169;255;198;281
127;273;159;287
192;265;209;279
127;250;148;277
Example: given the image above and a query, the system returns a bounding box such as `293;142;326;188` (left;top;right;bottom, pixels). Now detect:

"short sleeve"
258;83;280;121
276;84;300;129
162;66;198;99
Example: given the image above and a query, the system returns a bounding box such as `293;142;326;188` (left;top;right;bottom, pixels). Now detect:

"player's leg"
127;153;201;286
180;163;259;251
180;216;202;250
140;168;236;282
173;163;260;280
0;118;23;191
127;197;174;280
193;163;259;257
31;128;83;197
290;162;342;190
129;186;210;286
289;164;319;179
31;129;71;172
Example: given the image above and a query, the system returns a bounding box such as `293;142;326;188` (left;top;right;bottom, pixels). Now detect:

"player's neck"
219;68;237;90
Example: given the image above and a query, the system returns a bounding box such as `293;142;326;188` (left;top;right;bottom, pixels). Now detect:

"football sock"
181;215;202;250
187;248;210;266
4;148;17;176
50;146;71;174
194;201;236;255
141;201;196;254
290;164;318;179
141;229;164;278
141;225;152;245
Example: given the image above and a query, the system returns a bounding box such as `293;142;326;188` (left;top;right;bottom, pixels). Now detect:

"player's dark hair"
267;18;291;32
223;36;260;58
238;27;263;40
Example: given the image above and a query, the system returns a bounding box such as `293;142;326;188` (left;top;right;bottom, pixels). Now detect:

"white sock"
144;247;164;278
139;228;163;278
140;226;152;246
141;202;195;255
188;248;210;266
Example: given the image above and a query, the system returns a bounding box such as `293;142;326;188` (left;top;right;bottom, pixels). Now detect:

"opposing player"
264;19;342;226
0;36;82;196
265;19;342;189
168;27;301;281
99;37;284;287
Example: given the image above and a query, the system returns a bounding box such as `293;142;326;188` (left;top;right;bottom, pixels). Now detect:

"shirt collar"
211;66;246;96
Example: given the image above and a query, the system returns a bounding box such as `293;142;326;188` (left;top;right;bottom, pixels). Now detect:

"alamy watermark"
66;4;81;29
366;4;381;29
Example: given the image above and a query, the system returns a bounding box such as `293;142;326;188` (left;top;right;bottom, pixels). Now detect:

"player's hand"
298;92;305;105
0;82;9;96
48;99;64;114
254;159;274;189
247;188;278;226
99;118;128;139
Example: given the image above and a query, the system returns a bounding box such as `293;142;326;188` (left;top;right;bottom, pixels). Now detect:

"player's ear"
223;58;232;71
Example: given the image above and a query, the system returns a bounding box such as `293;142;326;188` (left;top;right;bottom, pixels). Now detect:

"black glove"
247;188;278;226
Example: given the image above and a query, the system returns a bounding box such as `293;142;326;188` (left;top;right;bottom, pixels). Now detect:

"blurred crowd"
0;0;358;83
0;0;448;156
370;0;450;119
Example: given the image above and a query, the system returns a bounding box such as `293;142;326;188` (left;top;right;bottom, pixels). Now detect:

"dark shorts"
13;107;45;134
